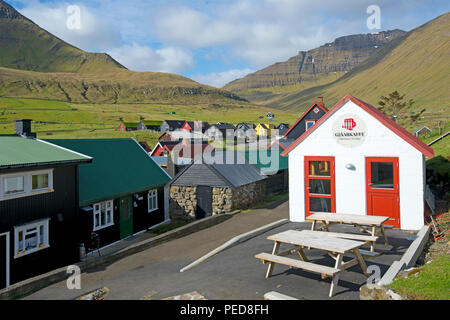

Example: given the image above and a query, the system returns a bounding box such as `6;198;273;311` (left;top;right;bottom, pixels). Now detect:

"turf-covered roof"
0;135;92;169
46;138;171;206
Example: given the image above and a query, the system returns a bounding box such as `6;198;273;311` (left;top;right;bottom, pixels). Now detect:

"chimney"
317;97;324;106
15;119;35;138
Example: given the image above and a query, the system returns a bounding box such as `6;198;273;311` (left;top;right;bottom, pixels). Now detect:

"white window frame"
93;200;114;231
306;120;316;131
148;189;158;213
14;218;50;259
0;169;54;201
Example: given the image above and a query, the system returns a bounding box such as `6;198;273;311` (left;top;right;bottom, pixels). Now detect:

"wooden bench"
255;252;341;278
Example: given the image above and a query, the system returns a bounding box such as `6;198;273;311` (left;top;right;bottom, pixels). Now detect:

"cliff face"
224;30;406;91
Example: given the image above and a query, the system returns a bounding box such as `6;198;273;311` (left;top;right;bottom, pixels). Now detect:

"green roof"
46;138;171;206
0;135;91;168
123;122;139;127
243;149;288;174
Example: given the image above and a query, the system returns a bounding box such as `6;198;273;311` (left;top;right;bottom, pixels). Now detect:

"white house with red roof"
281;94;434;231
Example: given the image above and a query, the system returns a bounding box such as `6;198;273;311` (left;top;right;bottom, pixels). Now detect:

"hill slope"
223;30;406;98
0;0;245;104
265;11;450;127
0;0;125;73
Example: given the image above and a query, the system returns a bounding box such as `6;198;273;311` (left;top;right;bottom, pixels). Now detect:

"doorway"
304;157;336;217
0;232;10;289
120;196;133;239
366;157;400;227
196;186;212;219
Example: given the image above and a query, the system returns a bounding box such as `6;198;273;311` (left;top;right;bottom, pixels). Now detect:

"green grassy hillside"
264;12;450;134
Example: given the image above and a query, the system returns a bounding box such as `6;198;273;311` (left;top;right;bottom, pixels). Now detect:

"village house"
282;94;434;230
47;138;171;250
0;120;92;289
255;123;276;137
117;122;139;132
160;120;186;132
168;152;266;220
181;121;211;133
276;123;290;136
137;120;163;131
205;123;236;140
151;140;214;158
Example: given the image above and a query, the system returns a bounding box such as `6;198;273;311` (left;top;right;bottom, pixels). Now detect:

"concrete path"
24;199;289;300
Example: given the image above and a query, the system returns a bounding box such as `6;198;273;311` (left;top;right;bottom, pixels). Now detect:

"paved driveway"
24;200;414;300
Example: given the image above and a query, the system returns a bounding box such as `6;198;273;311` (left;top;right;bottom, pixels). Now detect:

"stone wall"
170;180;267;220
169;185;197;221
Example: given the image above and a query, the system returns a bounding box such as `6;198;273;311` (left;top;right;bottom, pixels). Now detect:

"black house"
0;120;92;289
160;120;186;132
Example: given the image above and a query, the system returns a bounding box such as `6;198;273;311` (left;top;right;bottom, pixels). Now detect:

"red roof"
283;101;328;137
281;94;434;158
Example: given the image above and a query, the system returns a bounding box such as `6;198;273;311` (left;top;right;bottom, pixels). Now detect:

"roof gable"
281;94;434;158
283;102;328;137
47;138;171;205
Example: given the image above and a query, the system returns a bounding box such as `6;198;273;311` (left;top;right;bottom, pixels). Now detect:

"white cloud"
191;68;254;88
18;1;120;52
108;43;194;73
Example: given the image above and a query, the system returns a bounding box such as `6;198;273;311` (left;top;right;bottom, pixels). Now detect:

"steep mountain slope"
0;0;246;104
0;0;125;73
265;11;450;127
224;30;406;95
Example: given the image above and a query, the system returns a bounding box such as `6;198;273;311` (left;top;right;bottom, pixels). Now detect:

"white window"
14;219;49;258
93;200;114;231
148;190;158;213
0;170;53;201
306;120;316;131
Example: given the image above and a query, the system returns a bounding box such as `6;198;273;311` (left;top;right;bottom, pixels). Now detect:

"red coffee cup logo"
342;118;356;131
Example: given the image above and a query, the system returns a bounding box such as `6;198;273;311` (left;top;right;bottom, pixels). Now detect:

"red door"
366;157;400;227
304;157;336;217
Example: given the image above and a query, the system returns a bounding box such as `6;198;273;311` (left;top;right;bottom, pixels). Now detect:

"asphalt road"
24;199;414;300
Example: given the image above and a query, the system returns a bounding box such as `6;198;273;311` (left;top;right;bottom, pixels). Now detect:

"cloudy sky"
8;0;450;87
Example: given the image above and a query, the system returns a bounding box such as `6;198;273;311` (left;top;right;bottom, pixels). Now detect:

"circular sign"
332;114;367;147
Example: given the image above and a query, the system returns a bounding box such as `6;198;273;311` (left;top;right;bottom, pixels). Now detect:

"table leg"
380;225;389;246
311;220;316;231
329;253;343;298
297;247;309;262
353;248;369;277
266;241;280;279
370;226;376;252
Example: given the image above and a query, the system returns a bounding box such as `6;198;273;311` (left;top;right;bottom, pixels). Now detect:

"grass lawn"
242;192;289;212
388;211;450;300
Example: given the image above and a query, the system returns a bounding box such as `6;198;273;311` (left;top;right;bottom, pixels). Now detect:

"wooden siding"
0;164;80;286
285;107;326;141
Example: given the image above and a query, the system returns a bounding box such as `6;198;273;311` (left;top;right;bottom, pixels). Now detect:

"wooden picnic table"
255;229;371;297
306;212;391;251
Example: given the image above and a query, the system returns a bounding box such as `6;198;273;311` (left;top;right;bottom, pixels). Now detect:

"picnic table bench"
306;212;392;251
255;230;372;297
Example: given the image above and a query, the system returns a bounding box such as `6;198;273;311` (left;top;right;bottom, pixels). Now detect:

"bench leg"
311;220;316;231
370;226;377;252
329;253;343;298
266;241;280;279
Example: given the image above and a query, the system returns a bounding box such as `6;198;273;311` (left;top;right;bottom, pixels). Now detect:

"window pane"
4;176;24;194
309;179;331;195
309;197;331;212
25;231;38;250
106;210;112;224
32;174;49;190
101;212;106;225
371;162;394;189
39;225;44;245
309;161;330;176
18;231;24;251
95;214;100;227
306;121;315;130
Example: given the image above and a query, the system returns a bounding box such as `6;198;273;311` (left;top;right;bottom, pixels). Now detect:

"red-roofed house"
282;94;433;230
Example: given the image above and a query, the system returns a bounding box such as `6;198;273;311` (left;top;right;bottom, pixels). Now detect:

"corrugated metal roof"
0;135;91;168
47;139;171;206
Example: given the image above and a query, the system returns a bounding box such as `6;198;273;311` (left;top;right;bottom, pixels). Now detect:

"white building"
282;94;434;231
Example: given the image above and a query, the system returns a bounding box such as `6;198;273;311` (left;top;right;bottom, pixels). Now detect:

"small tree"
378;91;425;124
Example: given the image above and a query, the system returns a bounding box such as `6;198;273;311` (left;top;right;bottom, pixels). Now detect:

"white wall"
288;100;425;230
